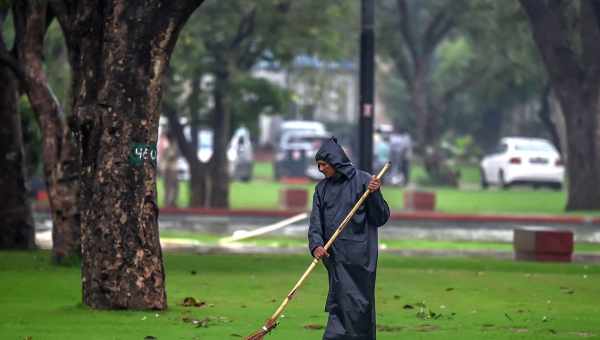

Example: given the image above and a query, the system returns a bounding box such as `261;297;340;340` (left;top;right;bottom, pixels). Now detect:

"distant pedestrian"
389;130;413;185
160;131;179;208
373;133;391;173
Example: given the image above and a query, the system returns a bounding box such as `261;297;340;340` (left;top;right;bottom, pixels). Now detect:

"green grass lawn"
2;251;599;339
157;161;600;216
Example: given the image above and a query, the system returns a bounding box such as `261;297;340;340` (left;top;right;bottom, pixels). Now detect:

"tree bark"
390;1;469;186
537;85;562;155
0;36;36;249
164;103;208;207
209;64;231;208
520;0;600;210
51;0;204;310
14;0;80;264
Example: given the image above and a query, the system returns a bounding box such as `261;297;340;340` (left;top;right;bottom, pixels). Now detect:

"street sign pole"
358;0;375;173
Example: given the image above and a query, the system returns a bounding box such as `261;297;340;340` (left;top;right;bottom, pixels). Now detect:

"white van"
273;120;330;180
158;123;254;181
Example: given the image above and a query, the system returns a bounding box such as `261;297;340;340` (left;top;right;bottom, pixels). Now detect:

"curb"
34;205;600;225
157;207;600;225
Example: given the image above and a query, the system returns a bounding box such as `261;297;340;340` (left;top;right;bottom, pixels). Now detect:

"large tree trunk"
189;166;208;207
562;97;600;210
209;65;231;208
165;106;209;208
537;85;562;155
520;0;600;211
409;60;459;186
0;47;35;249
15;0;80;264
411;61;432;152
51;0;204;310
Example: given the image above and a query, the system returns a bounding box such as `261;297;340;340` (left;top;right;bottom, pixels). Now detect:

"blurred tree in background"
0;3;35;250
165;0;355;208
520;0;600;211
377;0;563;186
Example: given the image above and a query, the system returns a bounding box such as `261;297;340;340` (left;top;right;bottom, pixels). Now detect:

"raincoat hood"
315;137;356;179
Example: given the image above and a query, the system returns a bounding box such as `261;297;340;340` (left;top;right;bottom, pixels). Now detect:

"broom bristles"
245;318;277;340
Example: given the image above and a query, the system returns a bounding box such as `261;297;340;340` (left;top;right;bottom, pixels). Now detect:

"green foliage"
166;0;355;136
230;75;292;136
377;0;551;155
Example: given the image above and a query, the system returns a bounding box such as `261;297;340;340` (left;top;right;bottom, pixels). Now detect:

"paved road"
33;210;600;262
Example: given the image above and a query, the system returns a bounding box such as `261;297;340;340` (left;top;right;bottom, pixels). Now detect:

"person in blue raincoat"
308;137;390;340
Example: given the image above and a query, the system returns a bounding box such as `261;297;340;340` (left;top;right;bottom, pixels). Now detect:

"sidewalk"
34;229;600;263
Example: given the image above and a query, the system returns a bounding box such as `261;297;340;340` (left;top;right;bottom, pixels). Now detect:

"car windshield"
514;142;554;152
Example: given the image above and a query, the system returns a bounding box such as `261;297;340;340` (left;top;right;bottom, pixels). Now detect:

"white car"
480;137;564;190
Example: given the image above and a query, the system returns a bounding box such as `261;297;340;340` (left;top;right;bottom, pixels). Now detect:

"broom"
245;162;391;340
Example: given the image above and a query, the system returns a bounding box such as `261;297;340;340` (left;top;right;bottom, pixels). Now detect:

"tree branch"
230;6;257;50
389;42;414;85
395;0;418;62
47;0;72;34
423;11;456;56
434;65;486;113
0;48;25;81
519;0;583;85
581;0;600;80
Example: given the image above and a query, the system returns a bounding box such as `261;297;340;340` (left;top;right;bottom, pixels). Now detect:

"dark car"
273;131;330;180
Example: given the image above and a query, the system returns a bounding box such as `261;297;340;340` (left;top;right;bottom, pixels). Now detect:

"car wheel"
480;168;489;189
499;170;510;189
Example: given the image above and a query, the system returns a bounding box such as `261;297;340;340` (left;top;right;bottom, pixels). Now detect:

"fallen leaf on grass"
377;324;404;332
304;324;324;330
560;286;575;295
182;297;206;308
414;324;440;332
403;304;414;310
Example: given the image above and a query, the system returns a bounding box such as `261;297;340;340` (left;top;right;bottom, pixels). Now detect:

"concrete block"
513;227;573;262
280;188;308;210
403;190;436;211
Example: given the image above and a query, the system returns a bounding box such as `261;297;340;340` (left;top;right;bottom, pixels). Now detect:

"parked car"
276;120;327;141
159;125;254;182
480;137;564;190
273;130;330;180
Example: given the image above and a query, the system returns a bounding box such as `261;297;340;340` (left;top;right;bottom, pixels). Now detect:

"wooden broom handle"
268;162;391;322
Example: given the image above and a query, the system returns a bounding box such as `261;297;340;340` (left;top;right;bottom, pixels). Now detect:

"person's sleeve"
366;187;390;227
308;189;324;256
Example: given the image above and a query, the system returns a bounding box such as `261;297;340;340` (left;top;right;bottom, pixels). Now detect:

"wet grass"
157;162;600;216
1;251;599;339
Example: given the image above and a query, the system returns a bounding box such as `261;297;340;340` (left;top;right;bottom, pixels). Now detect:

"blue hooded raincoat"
308;137;390;340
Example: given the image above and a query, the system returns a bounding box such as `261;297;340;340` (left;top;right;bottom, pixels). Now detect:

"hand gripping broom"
245;162;391;340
